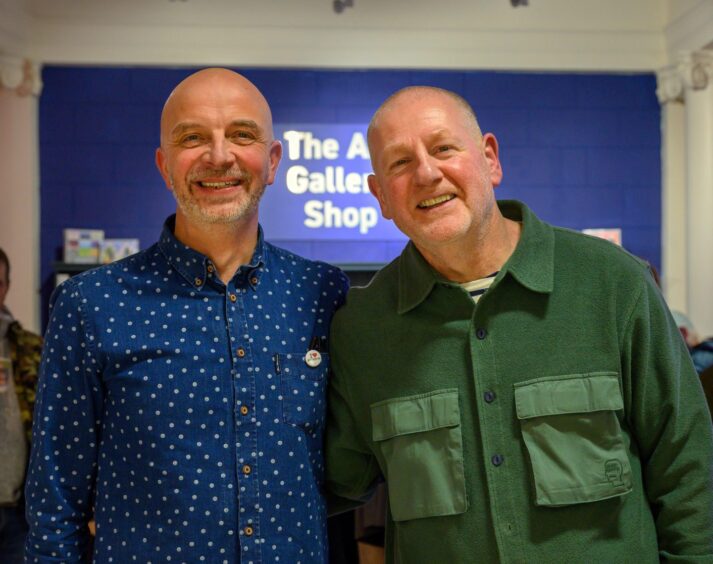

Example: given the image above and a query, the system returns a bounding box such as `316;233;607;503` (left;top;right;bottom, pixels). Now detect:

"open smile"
417;194;455;209
196;179;243;190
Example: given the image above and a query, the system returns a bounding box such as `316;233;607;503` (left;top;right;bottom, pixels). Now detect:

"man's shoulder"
550;225;649;279
264;241;348;286
65;245;161;283
55;244;163;302
333;257;400;329
8;320;42;350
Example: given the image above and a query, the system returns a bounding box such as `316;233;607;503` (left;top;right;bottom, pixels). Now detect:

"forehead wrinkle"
368;87;482;156
160;68;274;145
379;127;458;159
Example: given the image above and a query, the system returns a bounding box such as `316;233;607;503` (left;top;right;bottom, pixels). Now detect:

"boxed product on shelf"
63;228;104;264
100;238;140;264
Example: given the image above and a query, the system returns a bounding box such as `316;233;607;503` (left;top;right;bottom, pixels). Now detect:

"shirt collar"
397;200;554;314
157;215;266;291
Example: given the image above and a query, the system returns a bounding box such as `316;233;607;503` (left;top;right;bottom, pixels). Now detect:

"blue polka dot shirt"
26;217;349;563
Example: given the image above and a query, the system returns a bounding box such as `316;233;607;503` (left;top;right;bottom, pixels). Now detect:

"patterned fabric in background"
8;320;42;442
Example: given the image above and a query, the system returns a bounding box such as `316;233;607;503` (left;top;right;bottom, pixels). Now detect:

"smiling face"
367;88;503;258
155;69;282;229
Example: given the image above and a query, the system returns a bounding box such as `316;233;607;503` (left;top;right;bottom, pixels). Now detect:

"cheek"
242;149;272;176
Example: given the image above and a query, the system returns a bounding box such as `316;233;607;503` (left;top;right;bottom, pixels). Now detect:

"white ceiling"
23;0;666;31
2;0;712;70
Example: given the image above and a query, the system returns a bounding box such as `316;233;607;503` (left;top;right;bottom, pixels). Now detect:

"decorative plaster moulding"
0;54;42;96
657;50;713;104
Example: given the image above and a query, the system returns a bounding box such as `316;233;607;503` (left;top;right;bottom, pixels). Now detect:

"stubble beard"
170;167;266;226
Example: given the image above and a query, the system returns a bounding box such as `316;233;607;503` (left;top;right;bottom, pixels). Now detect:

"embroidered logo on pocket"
604;459;624;486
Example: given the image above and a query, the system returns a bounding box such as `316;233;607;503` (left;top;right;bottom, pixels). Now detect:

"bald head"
160;68;274;147
367;86;482;159
155;67;283;231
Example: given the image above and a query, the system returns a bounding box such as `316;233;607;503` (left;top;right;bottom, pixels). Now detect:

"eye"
390;157;410;170
179;134;203;147
230;130;257;144
436;145;453;153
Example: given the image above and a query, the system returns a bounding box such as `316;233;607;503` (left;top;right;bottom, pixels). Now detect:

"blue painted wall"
39;66;661;323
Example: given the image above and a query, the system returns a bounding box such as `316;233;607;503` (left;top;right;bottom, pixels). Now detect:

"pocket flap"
514;372;623;420
371;389;460;442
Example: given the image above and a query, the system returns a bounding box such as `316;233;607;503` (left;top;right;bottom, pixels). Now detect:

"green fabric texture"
370;389;467;521
326;200;713;564
515;372;632;506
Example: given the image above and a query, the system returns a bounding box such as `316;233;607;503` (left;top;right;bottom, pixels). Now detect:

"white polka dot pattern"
25;220;348;563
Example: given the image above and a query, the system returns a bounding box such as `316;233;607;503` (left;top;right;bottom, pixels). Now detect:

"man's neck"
174;214;259;284
417;215;522;283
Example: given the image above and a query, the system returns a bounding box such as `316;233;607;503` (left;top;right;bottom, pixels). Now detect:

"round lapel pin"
305;350;322;368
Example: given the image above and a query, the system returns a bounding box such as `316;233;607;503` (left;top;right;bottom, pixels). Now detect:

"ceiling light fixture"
334;0;354;14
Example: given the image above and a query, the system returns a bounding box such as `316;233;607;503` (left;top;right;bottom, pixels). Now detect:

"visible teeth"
199;180;239;188
418;194;454;208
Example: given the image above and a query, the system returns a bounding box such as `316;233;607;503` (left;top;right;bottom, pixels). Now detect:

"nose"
413;155;443;187
204;137;236;168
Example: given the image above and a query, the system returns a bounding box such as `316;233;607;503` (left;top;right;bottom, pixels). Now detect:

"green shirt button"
491;454;504;466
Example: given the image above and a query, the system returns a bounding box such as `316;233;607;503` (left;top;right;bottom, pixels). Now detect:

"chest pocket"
280;352;329;429
514;371;633;507
371;389;467;522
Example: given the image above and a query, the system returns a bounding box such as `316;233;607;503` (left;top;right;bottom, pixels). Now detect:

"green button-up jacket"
326;200;713;563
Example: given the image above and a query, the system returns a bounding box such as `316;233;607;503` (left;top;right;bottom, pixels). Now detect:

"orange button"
229;293;237;302
242;464;251;475
237;348;245;358
244;526;253;536
207;265;215;273
250;276;258;285
240;405;249;416
194;277;203;286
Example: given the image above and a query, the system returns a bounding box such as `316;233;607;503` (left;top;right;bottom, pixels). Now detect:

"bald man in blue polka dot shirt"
25;68;348;563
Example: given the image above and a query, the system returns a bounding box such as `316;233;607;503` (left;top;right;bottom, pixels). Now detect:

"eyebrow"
170;119;262;138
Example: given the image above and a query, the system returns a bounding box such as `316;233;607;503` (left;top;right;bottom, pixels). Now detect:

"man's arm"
325;327;381;515
25;280;104;562
622;276;713;560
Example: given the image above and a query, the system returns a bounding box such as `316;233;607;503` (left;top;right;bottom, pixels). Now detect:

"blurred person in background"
672;310;713;375
0;247;42;563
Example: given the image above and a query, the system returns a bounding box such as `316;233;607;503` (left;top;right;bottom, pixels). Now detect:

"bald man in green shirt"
325;86;713;563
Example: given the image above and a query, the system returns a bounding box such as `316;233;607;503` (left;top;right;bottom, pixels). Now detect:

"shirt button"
240;405;249;416
491;454;504;466
207;265;215;273
484;391;496;403
476;327;487;340
229;293;237;302
242;464;251;475
194;277;203;286
250;276;258;285
244;526;253;536
237;348;246;357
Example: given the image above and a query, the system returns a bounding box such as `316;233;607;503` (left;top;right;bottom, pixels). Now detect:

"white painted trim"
28;22;665;71
665;0;713;61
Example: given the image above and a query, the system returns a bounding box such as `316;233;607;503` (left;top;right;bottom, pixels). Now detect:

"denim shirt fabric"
26;217;348;563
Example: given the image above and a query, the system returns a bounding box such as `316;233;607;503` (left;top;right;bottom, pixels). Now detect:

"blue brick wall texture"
39;66;661;325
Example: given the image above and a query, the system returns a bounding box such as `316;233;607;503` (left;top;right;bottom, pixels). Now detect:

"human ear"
368;174;392;220
482;133;503;187
155;148;172;190
265;140;283;186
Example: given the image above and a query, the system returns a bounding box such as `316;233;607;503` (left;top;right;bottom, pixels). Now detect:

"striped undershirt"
459;272;498;303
